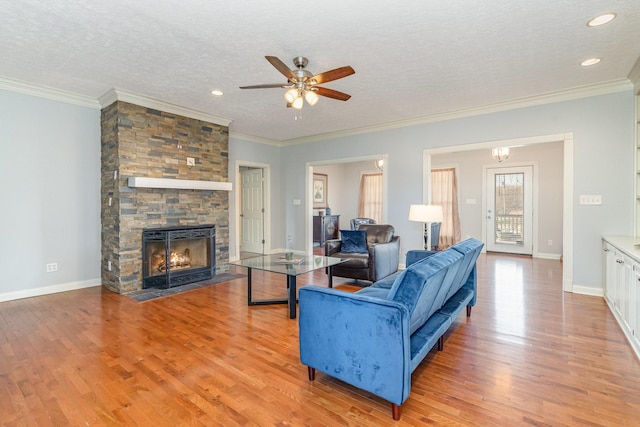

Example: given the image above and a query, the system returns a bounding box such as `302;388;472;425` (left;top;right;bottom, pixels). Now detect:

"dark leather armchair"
325;224;400;283
350;217;376;230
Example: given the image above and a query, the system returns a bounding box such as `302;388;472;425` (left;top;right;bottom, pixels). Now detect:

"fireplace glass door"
142;225;216;289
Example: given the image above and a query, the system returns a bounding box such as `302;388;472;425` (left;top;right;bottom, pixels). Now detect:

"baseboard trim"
0;278;101;303
536;252;562;260
571;285;604;297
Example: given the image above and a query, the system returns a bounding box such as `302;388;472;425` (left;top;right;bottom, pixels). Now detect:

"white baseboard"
0;278;101;303
536;252;562;260
571;285;604;297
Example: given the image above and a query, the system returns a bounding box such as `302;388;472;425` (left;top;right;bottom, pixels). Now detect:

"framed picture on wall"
313;173;328;208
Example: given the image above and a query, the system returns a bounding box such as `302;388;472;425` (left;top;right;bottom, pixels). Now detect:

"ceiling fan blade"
314;87;351;101
265;56;297;81
239;83;290;89
311;66;355;85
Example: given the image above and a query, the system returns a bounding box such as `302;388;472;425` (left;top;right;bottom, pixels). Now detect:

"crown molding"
98;88;232;127
0;75;100;108
283;78;633;146
228;131;282;147
629;56;640;95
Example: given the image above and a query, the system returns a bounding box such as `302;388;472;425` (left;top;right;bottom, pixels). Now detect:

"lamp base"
423;223;429;251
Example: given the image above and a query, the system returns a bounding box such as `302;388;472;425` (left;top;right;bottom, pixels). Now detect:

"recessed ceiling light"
580;58;601;67
210;89;224;96
587;13;616;27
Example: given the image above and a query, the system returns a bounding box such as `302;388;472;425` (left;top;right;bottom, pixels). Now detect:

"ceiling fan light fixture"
284;88;298;103
291;96;304;110
304;90;319;106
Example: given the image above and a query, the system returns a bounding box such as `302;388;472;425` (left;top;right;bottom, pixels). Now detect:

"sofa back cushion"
445;238;484;300
358;224;394;245
387;249;463;334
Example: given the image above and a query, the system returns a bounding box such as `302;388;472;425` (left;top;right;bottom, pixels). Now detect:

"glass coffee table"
229;254;346;319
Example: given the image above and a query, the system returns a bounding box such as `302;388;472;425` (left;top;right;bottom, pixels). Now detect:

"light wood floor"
1;254;639;425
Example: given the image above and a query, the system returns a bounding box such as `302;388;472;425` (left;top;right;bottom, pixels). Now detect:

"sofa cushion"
334;252;369;268
358;224;394;245
445;238;483;301
387;250;463;334
370;269;404;289
340;230;368;253
356;286;392;299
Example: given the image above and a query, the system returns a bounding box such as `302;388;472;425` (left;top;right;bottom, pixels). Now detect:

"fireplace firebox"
142;225;215;289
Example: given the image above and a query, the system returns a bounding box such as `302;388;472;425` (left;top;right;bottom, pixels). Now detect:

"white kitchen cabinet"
602;236;640;361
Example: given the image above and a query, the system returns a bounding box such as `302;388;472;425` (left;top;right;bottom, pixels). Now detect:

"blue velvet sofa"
298;238;484;420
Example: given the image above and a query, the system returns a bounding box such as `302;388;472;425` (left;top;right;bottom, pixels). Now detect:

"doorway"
423;132;573;292
486;166;534;255
239;166;267;256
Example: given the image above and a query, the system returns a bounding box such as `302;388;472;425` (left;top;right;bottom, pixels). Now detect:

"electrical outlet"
107;260;112;271
548;240;553;246
287;235;293;242
46;262;58;272
187;157;195;166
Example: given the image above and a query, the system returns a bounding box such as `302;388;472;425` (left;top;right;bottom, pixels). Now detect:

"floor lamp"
408;204;444;250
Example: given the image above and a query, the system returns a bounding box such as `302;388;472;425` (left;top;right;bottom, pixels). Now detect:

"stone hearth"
101;101;229;293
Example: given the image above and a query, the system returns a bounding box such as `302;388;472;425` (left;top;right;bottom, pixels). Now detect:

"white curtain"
431;168;461;249
358;173;383;223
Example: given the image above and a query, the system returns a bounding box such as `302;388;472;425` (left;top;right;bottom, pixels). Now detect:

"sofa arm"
325;239;342;256
298;285;411;406
369;236;401;281
406;249;437;267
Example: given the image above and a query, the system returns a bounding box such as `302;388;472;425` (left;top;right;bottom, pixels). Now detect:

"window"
358;173;382;223
431;168;461;248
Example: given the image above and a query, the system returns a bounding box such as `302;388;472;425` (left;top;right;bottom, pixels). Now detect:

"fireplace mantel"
128;177;232;191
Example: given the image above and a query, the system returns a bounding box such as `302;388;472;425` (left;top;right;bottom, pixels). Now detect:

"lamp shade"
291;96;304;110
304;90;319;106
284;88;298;104
408;204;443;223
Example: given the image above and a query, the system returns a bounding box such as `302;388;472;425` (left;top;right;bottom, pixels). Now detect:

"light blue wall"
1;88;633;297
0;90;101;298
276;90;634;290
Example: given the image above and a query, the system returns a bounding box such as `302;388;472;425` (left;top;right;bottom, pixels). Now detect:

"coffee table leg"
287;275;296;319
247;268;252;305
328;266;334;288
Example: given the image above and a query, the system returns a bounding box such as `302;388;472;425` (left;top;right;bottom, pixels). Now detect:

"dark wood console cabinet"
313;215;340;246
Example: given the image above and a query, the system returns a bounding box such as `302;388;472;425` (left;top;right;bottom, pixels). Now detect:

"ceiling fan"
240;56;355;110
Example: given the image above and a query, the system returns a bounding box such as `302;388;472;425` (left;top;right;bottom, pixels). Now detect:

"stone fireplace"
101;100;230;294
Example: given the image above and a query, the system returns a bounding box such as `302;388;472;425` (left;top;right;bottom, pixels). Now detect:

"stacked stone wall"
101;101;229;293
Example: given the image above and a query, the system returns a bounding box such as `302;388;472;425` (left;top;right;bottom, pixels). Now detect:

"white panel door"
486;166;533;255
240;168;264;254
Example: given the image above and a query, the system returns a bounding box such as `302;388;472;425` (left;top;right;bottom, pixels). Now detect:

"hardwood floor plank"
1;254;640;425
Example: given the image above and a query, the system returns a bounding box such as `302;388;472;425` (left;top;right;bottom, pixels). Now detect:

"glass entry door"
486;166;533;255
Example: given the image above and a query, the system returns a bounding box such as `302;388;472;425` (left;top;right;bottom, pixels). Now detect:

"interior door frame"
483;163;537;256
234;161;271;260
423;132;574;293
239;166;266;254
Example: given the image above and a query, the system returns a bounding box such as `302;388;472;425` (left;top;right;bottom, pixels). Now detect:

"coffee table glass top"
229;254;345;276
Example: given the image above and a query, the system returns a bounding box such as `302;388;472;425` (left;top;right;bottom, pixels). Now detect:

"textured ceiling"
1;0;639;142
